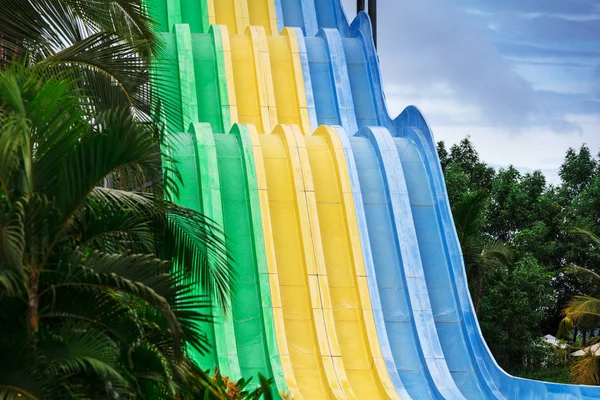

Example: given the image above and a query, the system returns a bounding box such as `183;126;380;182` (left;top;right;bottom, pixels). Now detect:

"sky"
341;0;600;183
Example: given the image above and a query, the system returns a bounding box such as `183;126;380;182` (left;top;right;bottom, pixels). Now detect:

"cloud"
376;1;537;128
460;0;600;17
495;41;600;59
594;66;600;98
483;13;600;44
339;0;600;181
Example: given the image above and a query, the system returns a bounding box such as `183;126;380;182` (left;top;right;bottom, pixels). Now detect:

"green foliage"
0;65;243;398
453;190;512;312
479;256;555;367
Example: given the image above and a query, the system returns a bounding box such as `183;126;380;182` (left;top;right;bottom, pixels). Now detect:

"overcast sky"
341;0;600;183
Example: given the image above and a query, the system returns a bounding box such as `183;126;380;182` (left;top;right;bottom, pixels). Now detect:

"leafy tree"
0;66;233;398
479;255;555;368
0;0;158;119
453;191;512;312
438;137;495;193
559;145;599;202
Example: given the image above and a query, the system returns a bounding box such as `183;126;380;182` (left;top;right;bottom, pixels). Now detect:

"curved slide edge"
257;124;358;399
345;12;504;399
191;122;242;379
230;26;278;134
212;126;288;396
275;0;349;38
247;0;279;36
397;108;600;399
146;0;212;33
168;25;242;376
164;130;215;366
244;123;303;399
317;28;358;135
289;28;319;132
210;24;238;132
267;28;313;134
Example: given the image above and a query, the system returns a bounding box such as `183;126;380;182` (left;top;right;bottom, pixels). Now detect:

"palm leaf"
454;190;488;245
564;296;600;326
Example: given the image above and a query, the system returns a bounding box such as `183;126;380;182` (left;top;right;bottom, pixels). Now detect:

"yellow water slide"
209;1;400;398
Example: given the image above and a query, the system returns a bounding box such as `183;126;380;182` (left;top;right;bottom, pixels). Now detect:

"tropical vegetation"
438;137;600;384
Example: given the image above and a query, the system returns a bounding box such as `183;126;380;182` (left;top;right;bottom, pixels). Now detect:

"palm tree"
0;0;158;118
454;191;513;312
0;64;232;398
556;229;600;385
558;230;600;333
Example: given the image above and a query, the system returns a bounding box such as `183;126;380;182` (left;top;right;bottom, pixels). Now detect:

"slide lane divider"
307;126;402;399
284;124;357;399
247;0;279;35
175;24;199;131
268;28;313;134
165;130;215;366
192;123;242;379
245;124;303;399
210;0;247;35
249;26;279;133
173;27;233;378
229;26;278;134
229;124;290;397
282;0;318;37
258;124;356;399
292;125;357;398
212;126;284;396
211;25;239;131
291;28;319;132
318;29;358;135
150;0;216;33
338;14;500;398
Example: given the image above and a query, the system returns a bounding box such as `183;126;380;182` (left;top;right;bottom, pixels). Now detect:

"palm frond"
164;206;234;312
571;351;600;385
564;296;600;325
454;190;488;244
563;265;600;297
572;227;600;247
557;315;574;340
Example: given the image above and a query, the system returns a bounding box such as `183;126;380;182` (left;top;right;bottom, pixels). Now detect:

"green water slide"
149;1;287;394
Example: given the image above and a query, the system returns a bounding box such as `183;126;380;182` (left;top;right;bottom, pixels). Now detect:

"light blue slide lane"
334;126;412;399
349;126;465;400
274;0;600;398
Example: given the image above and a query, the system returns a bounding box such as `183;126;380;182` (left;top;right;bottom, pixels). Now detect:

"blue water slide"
275;0;600;398
350;126;465;400
350;7;600;398
303;13;468;400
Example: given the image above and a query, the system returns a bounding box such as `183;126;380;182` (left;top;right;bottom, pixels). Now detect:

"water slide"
148;0;600;398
